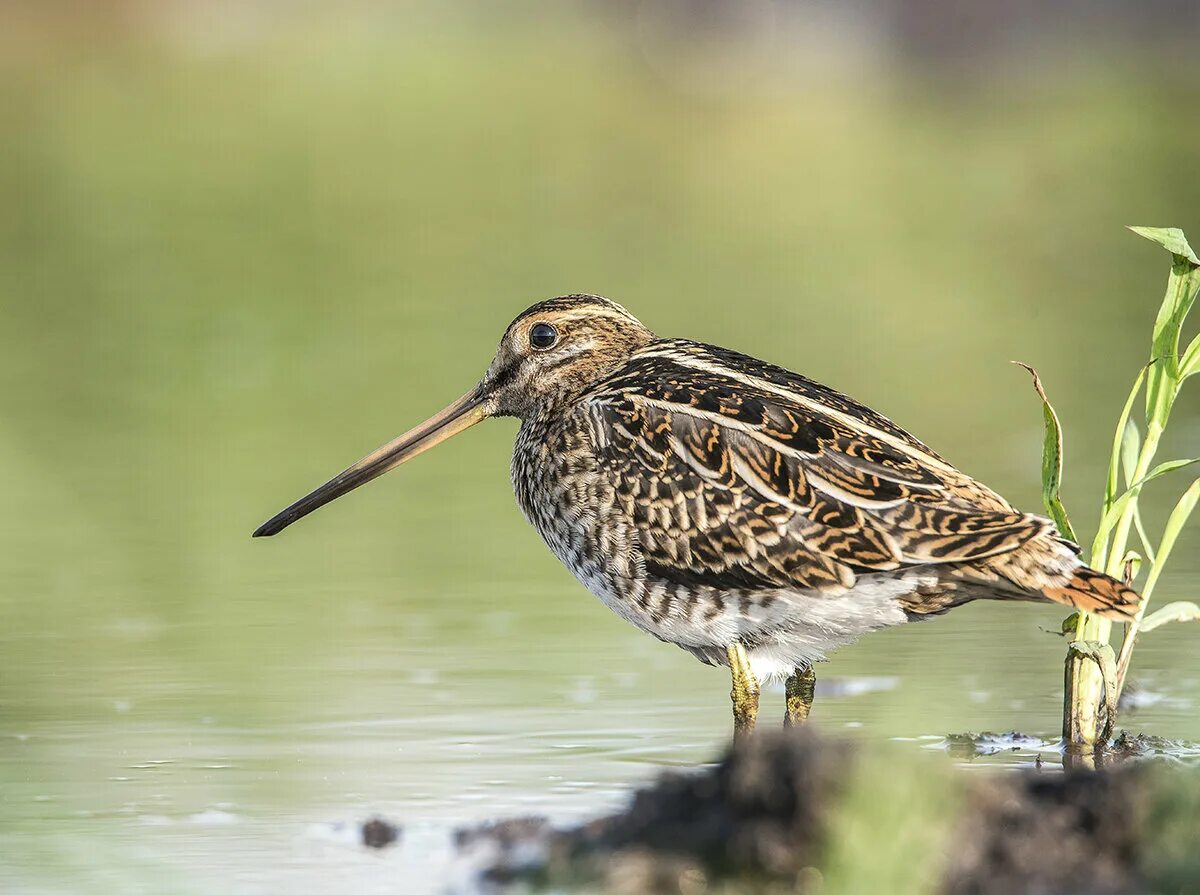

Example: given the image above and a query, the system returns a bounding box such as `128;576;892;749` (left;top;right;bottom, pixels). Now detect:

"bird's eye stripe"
489;362;519;391
530;322;558;350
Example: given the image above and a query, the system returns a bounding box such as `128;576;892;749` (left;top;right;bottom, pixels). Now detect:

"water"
5;531;1199;892
3;8;1200;892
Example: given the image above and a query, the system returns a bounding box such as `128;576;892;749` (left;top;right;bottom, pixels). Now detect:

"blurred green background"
2;2;1199;892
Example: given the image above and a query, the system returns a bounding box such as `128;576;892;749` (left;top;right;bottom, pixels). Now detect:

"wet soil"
451;729;1165;894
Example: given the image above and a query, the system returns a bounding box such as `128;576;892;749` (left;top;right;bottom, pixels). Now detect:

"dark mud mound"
454;729;847;891
453;817;557;886
360;816;401;850
453;730;1173;893
941;769;1140;895
567;727;845;878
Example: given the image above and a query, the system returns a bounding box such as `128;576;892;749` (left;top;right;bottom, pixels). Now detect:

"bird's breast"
510;415;654;623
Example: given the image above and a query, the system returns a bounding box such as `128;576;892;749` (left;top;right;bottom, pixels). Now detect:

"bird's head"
482;294;654;417
253;294;653;537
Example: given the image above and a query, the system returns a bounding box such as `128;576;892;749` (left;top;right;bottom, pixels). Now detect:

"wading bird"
254;295;1138;736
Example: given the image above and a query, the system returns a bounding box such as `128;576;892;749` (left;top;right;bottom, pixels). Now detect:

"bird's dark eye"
529;322;558;350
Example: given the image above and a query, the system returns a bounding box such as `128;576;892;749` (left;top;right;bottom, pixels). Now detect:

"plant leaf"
1139;601;1200;633
1120;419;1140;487
1131;227;1200;420
1092;489;1136;563
1014;362;1076;542
1140;478;1200;602
1182;331;1200;379
1141;458;1200;482
1128;226;1200;265
1132;504;1157;564
1090;460;1199;562
1102;365;1148;516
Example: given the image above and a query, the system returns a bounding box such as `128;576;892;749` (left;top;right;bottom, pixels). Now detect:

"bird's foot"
784;666;816;727
727;641;760;739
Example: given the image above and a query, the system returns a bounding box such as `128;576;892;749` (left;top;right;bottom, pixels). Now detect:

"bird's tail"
970;530;1142;621
1041;564;1140;621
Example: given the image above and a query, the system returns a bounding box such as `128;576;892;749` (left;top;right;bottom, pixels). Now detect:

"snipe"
254;295;1138;737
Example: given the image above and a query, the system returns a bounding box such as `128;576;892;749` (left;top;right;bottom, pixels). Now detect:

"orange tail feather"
1043;566;1140;621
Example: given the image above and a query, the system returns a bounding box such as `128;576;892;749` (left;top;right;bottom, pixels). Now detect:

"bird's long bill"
252;388;489;538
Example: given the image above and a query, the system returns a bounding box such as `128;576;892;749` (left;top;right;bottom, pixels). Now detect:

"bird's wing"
582;341;1052;595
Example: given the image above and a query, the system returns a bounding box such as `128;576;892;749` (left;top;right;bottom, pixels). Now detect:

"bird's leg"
726;641;760;739
784;665;817;727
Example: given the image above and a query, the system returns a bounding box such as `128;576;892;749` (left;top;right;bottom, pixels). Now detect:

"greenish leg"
726;642;760;739
784;666;816;727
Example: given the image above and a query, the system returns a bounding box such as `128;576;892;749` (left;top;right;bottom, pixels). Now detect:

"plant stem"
1064;419;1162;750
1116;595;1149;696
1063;615;1111;750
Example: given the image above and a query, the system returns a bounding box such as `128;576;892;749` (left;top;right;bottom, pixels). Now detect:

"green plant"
1021;227;1200;755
